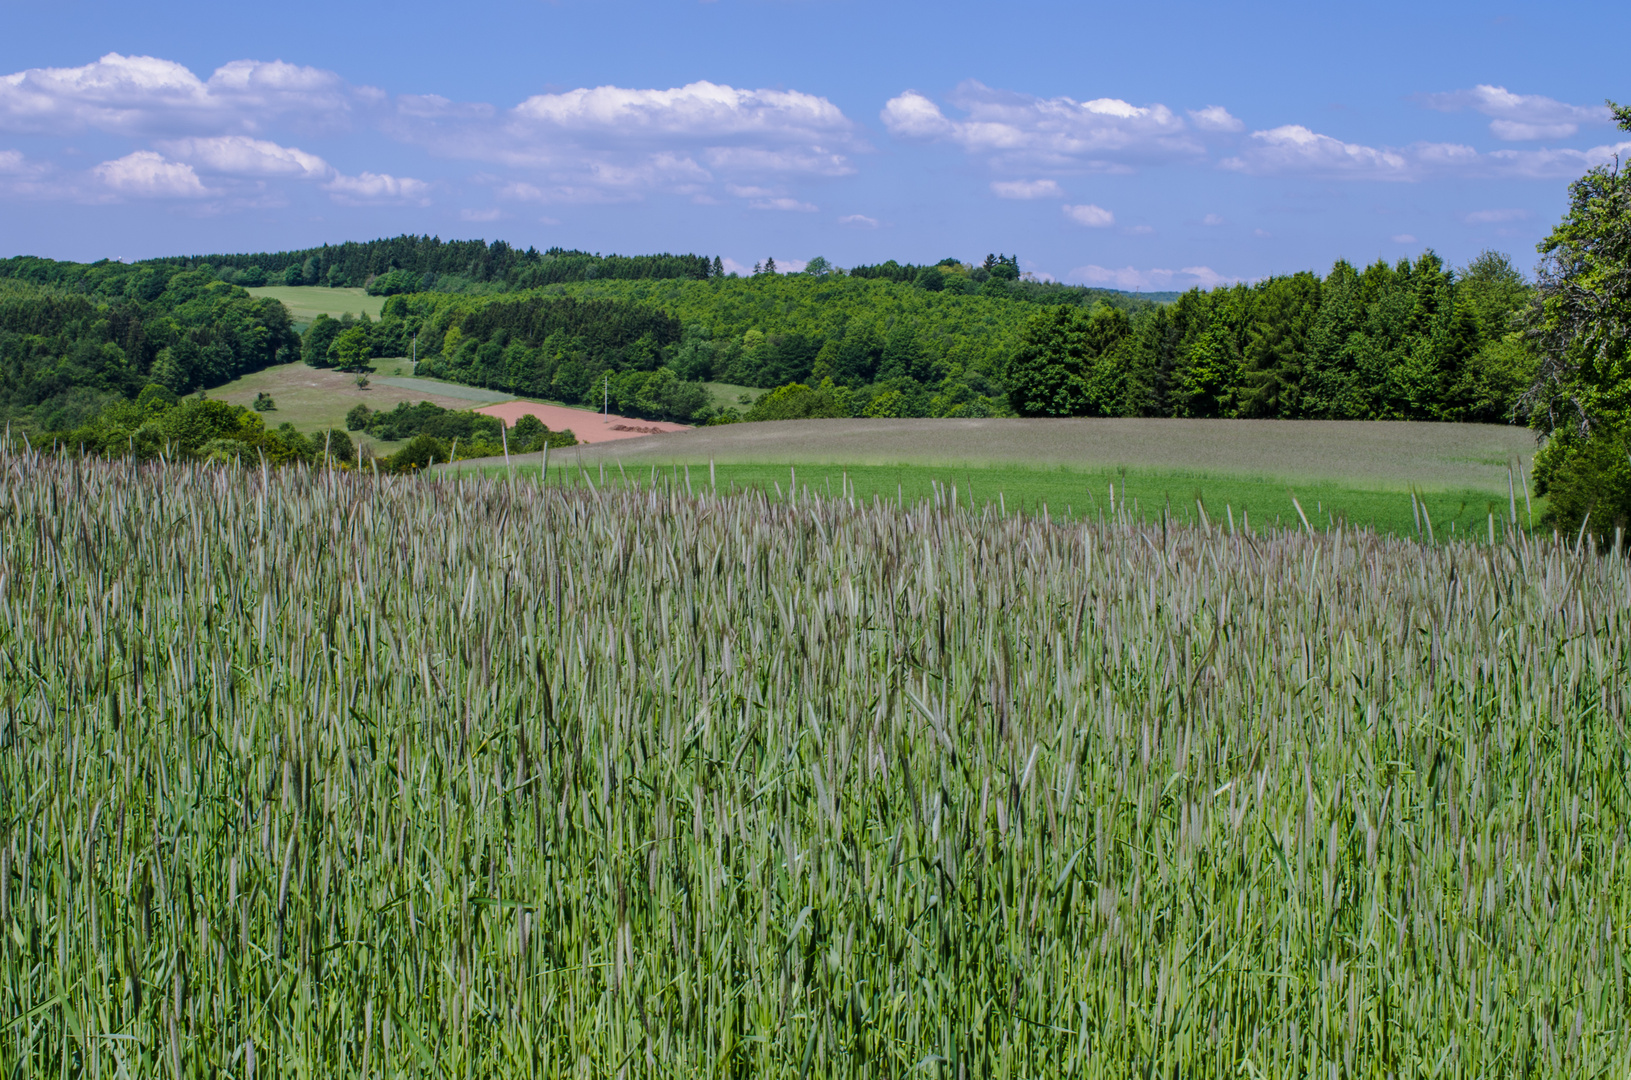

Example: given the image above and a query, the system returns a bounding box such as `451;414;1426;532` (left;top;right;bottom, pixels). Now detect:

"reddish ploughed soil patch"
475;402;689;444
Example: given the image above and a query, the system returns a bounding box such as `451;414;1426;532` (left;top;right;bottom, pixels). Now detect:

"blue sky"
2;0;1627;288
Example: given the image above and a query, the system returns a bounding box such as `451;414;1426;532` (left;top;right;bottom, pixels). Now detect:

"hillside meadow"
3;447;1626;1076
244;285;385;326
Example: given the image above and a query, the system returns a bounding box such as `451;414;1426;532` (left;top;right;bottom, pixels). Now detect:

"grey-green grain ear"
4;440;1614;1076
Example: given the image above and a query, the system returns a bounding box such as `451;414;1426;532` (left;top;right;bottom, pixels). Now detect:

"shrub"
366;269;423;296
861;389;905;418
345;403;372;431
253;391;276;412
386;433;449;472
511;414;545;451
261;423;312;465
318;429;355;464
744;377;852;421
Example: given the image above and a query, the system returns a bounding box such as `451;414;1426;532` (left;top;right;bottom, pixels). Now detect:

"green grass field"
210;362;502;455
451;458;1538;539
448;417;1543;538
244;284;384;324
700;379;764;409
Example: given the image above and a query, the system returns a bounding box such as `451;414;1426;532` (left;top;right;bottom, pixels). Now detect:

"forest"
394;249;1536;426
0;266;298;431
0;243;1540;435
151;236;715;293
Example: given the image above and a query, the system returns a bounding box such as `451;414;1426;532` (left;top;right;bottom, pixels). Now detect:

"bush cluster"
38;385;354;467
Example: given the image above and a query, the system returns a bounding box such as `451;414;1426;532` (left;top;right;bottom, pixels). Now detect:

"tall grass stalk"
1;446;1628;1076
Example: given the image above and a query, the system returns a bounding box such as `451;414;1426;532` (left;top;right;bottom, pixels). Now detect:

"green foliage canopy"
1525;100;1631;542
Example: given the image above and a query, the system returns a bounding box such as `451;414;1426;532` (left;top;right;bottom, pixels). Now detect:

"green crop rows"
2;451;1628;1076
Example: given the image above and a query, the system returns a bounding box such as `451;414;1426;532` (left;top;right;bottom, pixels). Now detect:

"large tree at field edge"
1006;306;1092;416
1005;304;1140;416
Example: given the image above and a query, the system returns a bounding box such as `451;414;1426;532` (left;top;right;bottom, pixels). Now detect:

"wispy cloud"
1463;207;1531;224
1221;123;1631;181
990;178;1061;199
1418;85;1613;141
1068;264;1233;290
1221;125;1414;180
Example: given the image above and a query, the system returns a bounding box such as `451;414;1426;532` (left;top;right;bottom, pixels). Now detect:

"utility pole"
604;374;609;417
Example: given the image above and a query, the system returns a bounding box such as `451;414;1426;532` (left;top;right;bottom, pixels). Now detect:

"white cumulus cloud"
1419;85;1613;141
1063;203;1114;227
837;213;879;228
93;151;212;197
1188;105;1244;133
157;135;331;179
392;79;859;204
1202;213;1225;226
990;178;1061;199
882;81;1203;172
0;53;352;136
513;82;849;143
323;171;431;205
879;91;955;139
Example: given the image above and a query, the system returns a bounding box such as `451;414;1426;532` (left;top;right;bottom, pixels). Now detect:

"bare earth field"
519;417;1538;492
476;401;689;444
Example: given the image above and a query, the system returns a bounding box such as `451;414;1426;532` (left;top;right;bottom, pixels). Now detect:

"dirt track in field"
469;418;1539;492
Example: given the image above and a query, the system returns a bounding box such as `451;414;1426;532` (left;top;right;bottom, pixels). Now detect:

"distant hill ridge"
126;234;1171;306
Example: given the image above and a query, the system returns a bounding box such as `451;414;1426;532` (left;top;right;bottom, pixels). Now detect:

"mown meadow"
448;458;1538;541
3;449;1628;1076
